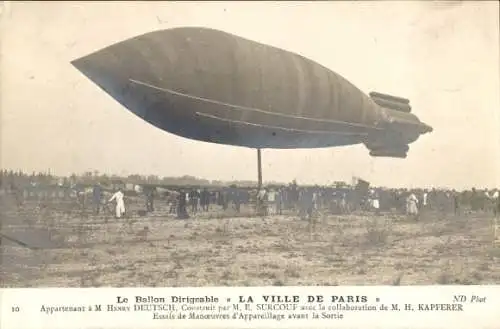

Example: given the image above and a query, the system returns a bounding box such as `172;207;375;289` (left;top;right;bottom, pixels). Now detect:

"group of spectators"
3;173;500;221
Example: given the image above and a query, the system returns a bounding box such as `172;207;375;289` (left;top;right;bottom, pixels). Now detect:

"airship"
71;27;432;159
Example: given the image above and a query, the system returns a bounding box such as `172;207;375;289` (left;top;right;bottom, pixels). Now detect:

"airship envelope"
71;27;432;158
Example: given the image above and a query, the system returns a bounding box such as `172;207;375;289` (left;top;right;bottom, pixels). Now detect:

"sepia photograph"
1;0;499;288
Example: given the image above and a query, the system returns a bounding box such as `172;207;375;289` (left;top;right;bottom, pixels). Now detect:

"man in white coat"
267;189;276;215
372;195;380;215
109;188;125;218
489;189;499;217
407;193;419;218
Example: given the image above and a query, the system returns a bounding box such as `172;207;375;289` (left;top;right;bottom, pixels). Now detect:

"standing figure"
422;190;428;213
168;191;178;214
492;189;500;217
221;190;228;211
201;188;210;212
109;188;125;219
144;187;155;212
276;188;283;215
340;193;347;214
372;194;380;215
177;190;190;219
257;188;267;216
267;189;276;215
189;189;199;214
299;188;314;221
234;189;241;213
11;183;24;210
452;190;460;216
406;193;419;219
92;183;102;215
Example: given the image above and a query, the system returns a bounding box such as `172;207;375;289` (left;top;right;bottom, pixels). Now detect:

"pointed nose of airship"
71;56;100;83
71;51;127;104
70;42;206;141
71;47;153;121
70;56;93;78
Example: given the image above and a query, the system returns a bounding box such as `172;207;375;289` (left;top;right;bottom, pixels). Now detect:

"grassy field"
1;196;500;287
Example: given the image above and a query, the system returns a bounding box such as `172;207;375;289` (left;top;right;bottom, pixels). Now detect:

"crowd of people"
252;185;500;221
85;183;500;221
2;170;500;221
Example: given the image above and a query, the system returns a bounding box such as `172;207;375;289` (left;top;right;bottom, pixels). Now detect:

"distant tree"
147;175;159;183
98;174;110;185
127;174;142;184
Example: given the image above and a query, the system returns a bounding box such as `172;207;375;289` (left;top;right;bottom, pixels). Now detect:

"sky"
1;1;499;189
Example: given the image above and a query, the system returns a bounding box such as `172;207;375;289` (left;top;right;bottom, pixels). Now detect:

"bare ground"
1;199;500;287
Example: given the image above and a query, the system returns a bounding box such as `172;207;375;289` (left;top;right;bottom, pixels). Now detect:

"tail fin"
369;148;408;158
364;92;432;158
369;92;409;104
369;91;412;113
